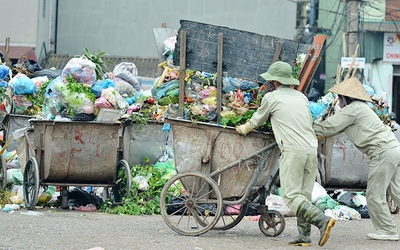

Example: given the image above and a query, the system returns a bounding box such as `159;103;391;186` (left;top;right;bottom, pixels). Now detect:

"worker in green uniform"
236;61;335;247
313;77;400;241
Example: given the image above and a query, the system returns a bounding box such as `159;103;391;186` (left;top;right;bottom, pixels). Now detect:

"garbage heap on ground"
264;182;369;220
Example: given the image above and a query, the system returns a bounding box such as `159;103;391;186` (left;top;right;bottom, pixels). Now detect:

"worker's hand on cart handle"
236;122;254;136
316;135;325;141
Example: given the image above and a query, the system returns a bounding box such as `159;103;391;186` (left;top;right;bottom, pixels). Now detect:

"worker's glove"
316;135;325;141
236;122;254;136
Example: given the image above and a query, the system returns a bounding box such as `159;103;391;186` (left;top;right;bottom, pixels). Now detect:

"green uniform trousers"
279;151;318;211
367;145;400;235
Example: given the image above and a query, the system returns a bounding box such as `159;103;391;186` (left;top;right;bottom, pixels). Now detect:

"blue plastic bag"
0;65;9;80
12;74;36;95
91;79;116;97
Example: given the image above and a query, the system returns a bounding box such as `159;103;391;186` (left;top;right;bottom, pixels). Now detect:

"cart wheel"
196;202;248;230
113;159;132;204
0;154;7;189
258;209;286;237
23;157;40;210
387;192;400;214
160;172;223;236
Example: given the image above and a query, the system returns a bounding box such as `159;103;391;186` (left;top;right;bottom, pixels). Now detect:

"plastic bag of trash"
0;64;10;79
133;174;151;191
311;182;328;203
222;76;259;93
101;87;129;110
113;77;137;96
330;205;361;220
266;194;295;217
112;62;140;92
94;96;113;109
337;191;358;208
9;185;24;204
62;56;96;87
74;204;97;212
10;73;36;95
314;195;338;211
352;191;367;207
91;79;115;98
11;169;23;185
68;187;104;207
151;79;179;100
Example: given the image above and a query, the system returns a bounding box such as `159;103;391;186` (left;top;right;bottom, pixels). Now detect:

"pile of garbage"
268;182;369;220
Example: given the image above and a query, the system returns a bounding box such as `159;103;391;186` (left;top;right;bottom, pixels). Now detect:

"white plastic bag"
312;182;328;203
133;174;152;191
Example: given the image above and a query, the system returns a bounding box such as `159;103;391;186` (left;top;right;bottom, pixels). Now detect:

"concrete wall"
364;61;394;109
55;0;298;58
0;0;39;46
36;0;54;62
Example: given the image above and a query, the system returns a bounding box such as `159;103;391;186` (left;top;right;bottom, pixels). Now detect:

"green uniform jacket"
313;100;399;157
250;86;317;155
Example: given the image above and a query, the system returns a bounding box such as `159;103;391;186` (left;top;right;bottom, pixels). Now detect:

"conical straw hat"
328;77;372;102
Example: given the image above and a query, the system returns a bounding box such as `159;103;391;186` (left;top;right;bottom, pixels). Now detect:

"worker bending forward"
236;61;335;247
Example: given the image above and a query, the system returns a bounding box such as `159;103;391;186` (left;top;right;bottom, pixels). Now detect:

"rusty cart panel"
31;120;120;184
319;132;369;189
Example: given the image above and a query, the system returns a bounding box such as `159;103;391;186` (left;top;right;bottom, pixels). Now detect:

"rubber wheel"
160;171;223;236
113;159;132;204
258;209;286;237
23;157;40;210
387;192;400;214
0;154;7;189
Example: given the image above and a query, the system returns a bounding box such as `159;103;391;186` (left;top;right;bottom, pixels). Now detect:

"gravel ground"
1;208;400;250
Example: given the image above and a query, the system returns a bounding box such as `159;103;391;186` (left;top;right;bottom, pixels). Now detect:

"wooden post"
178;31;186;118
344;44;359;80
272;41;283;63
216;33;223;124
5;37;10;66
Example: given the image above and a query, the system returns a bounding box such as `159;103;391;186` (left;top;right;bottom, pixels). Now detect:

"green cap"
259;61;299;86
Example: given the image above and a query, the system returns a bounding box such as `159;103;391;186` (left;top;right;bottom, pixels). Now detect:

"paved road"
1;208;399;250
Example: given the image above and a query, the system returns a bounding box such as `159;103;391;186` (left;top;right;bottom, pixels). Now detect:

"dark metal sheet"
174;19;302;82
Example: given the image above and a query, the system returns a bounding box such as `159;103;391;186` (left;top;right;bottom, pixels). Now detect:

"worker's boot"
297;200;336;247
288;218;311;246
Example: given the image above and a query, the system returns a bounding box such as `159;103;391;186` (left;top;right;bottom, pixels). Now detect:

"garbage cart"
22;120;132;210
160;118;283;236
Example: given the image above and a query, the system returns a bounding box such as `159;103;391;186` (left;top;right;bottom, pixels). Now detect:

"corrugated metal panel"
364;32;384;63
363;21;400;33
40;54;160;78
